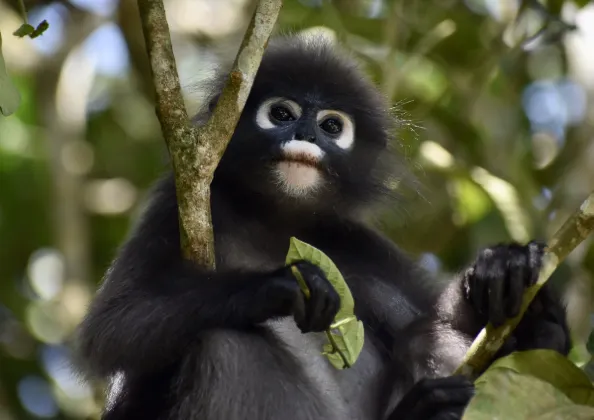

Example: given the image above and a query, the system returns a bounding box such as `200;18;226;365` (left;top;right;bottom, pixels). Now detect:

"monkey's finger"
292;294;308;331
482;254;505;327
488;275;505;327
505;258;525;319
389;377;474;420
322;291;340;324
305;289;329;332
471;252;493;321
405;386;474;420
427;405;468;420
468;267;485;317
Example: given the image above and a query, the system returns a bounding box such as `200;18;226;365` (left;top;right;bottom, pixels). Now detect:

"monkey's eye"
317;110;355;150
270;105;296;122
320;117;343;135
256;98;301;130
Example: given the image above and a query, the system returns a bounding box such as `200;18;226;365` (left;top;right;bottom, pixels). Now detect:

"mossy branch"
454;191;594;379
137;0;283;267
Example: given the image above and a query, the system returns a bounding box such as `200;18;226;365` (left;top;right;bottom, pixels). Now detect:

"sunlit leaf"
464;350;594;419
476;350;594;406
452;177;492;225
568;342;591;368
552;0;591;10
0;33;22;116
536;405;594;420
286;237;364;369
575;0;591;7
470;167;531;243
398;54;449;102
464;362;594;419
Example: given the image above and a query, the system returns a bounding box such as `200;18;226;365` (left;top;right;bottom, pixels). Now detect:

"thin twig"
454;192;594;378
137;0;282;267
17;0;28;23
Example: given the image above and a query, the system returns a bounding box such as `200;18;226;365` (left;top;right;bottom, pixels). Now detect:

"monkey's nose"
295;132;316;143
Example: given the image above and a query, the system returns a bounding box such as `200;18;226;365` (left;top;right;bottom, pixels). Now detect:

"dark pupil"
270;105;294;122
321;118;342;134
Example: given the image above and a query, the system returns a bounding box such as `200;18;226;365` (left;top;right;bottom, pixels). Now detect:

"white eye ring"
256;97;302;129
316;110;355;150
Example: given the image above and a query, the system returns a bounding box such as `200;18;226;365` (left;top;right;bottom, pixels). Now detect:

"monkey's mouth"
272;152;324;196
277;152;321;168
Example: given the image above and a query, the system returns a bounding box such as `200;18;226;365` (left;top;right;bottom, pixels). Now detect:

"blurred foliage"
1;0;594;418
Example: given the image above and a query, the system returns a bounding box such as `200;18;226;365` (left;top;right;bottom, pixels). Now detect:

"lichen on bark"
137;0;283;268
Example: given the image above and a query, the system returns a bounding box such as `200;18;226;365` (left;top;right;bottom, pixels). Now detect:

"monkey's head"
206;34;404;216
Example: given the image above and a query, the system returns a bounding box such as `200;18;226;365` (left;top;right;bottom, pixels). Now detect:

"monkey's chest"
215;228;290;271
195;318;385;420
266;317;385;418
206;231;385;419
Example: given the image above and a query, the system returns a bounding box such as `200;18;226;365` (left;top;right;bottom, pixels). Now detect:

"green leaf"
568;342;591;368
463;368;594;420
13;23;35;38
322;318;365;369
452;177;492;225
463;350;594;419
12;21;49;39
476;350;594;406
536;405;594;420
572;0;591;9
0;33;22;116
285;237;364;369
31;21;50;39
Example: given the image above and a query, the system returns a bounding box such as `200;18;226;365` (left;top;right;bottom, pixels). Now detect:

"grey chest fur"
267;317;385;419
212;225;386;419
215;222;289;271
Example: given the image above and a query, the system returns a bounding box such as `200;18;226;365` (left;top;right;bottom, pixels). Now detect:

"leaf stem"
330;316;357;329
324;330;350;368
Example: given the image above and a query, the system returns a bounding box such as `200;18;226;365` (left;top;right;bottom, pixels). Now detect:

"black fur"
75;35;570;420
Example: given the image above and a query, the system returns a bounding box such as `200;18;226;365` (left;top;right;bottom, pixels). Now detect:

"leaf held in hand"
286;237;364;370
0;33;22;116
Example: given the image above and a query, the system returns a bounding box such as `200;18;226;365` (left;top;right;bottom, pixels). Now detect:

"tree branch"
137;0;283;267
454;191;594;378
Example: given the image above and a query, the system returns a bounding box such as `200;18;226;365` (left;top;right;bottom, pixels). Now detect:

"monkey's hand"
462;241;570;356
388;376;474;420
281;261;340;333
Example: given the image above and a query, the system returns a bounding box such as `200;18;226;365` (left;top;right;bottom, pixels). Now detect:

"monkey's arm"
435;241;571;357
380;242;572;420
77;176;341;379
327;226;569;419
328;223;569;358
76;182;313;378
377;316;475;420
76;250;301;377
